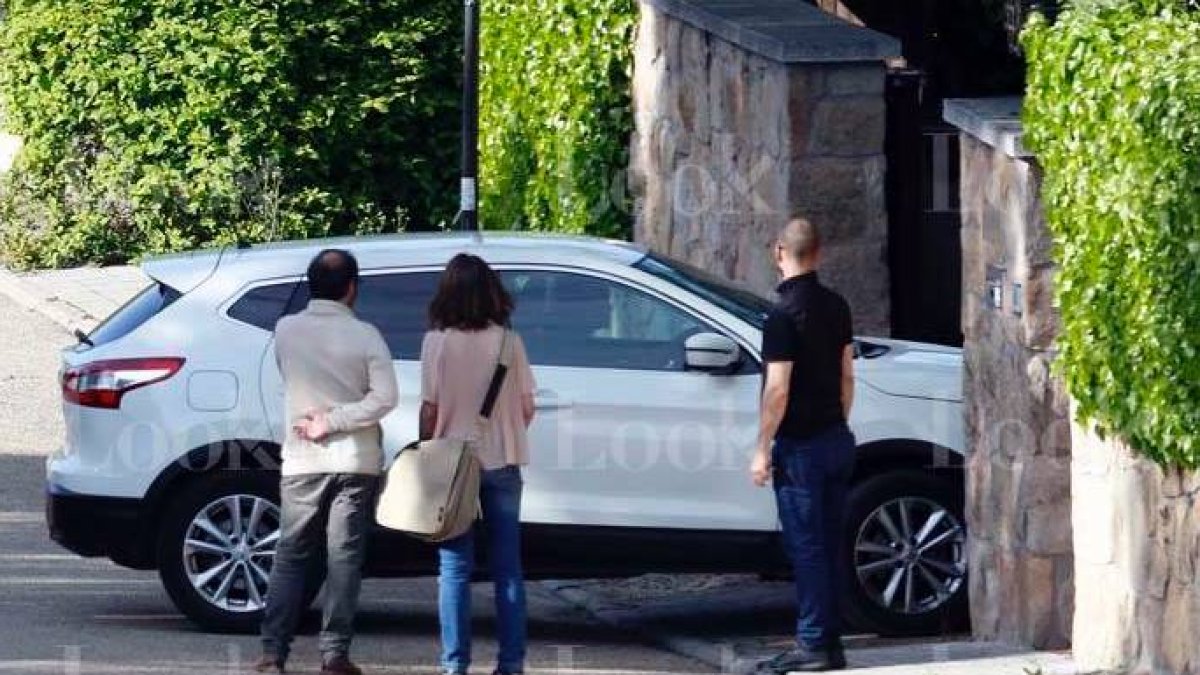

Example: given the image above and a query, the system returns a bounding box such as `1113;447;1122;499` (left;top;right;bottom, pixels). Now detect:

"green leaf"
1023;0;1200;467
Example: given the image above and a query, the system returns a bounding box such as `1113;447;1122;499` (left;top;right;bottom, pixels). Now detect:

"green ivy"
0;0;462;269
480;0;636;238
1023;0;1200;466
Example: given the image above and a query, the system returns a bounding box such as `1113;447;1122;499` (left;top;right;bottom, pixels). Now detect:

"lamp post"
460;0;480;232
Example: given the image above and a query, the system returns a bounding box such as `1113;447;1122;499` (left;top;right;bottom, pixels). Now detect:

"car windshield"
634;253;772;329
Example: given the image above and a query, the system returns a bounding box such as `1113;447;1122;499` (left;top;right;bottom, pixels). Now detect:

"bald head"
307;248;359;302
778;217;820;264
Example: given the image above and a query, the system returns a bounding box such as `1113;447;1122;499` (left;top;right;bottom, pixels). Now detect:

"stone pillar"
629;0;899;335
944;98;1073;650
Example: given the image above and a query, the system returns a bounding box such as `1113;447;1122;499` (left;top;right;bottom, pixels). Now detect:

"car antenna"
73;328;94;347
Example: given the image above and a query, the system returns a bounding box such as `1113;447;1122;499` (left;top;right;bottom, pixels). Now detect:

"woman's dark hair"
428;253;514;331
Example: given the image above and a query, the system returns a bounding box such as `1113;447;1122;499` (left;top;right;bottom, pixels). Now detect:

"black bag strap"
479;329;513;420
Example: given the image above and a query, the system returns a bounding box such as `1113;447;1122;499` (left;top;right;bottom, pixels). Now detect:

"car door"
500;267;776;533
256;270;441;464
349;270;442;461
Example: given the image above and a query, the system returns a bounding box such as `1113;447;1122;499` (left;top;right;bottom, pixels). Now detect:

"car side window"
228;273;437;360
228;282;303;331
352;272;440;360
503;270;715;371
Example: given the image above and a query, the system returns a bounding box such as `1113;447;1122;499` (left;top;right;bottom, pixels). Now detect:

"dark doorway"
815;0;1025;346
885;71;964;346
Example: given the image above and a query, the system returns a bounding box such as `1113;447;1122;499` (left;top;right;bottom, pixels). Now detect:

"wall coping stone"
642;0;901;63
944;97;1032;160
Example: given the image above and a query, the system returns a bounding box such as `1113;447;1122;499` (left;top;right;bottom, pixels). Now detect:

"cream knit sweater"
274;299;398;476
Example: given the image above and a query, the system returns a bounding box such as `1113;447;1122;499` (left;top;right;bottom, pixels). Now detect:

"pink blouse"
420;325;536;470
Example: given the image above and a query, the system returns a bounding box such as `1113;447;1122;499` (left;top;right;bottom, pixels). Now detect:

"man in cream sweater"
257;249;398;675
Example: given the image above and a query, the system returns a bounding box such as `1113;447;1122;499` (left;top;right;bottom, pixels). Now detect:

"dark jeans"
261;473;378;663
773;423;856;652
438;465;527;674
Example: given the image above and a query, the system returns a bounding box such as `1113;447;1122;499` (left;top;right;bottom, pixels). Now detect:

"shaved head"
778;217;820;263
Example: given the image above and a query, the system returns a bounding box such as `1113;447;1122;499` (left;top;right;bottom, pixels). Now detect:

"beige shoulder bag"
375;330;513;542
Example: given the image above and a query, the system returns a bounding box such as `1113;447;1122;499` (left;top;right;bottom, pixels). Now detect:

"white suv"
47;233;967;636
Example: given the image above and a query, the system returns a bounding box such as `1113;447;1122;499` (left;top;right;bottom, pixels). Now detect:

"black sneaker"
829;643;847;670
320;655;363;675
755;647;836;673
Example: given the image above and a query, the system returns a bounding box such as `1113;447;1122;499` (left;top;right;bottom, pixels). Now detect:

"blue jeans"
438;466;527;673
773;423;856;652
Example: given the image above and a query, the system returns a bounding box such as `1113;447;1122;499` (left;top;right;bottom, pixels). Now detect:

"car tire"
157;470;322;633
839;470;969;636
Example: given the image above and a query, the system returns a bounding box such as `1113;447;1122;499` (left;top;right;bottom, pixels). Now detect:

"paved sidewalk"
544;576;1083;675
0;264;145;333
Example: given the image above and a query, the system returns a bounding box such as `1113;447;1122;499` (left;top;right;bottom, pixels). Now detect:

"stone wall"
1072;419;1200;674
948;99;1074;650
628;0;897;335
952;98;1200;669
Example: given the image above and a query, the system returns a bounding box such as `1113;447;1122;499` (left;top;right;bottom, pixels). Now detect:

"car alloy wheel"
182;494;280;613
853;496;966;615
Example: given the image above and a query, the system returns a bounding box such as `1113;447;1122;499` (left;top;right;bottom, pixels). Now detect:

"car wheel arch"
154;468;303;632
852;438;963;491
136;439;283;565
840;439;969;635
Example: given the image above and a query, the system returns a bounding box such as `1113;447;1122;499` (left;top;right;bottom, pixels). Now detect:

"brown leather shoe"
252;655;285;673
320;655;364;675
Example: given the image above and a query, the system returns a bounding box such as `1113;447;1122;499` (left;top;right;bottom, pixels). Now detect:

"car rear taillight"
62;358;185;409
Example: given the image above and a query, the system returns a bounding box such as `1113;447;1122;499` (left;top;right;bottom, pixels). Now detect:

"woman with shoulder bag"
420;253;536;675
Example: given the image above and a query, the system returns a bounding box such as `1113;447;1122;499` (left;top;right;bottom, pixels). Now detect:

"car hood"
855;338;963;403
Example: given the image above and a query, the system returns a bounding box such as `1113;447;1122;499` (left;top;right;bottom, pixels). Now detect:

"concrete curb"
0;266;86;333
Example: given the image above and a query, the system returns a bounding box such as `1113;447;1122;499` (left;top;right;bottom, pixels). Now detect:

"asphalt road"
0;293;713;675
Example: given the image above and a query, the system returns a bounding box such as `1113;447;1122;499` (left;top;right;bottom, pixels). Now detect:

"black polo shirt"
761;272;853;440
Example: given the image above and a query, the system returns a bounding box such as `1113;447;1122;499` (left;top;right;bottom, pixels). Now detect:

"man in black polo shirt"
751;217;856;673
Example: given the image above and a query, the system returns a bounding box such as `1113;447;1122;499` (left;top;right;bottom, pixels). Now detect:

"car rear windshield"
633;253;772;330
86;282;181;347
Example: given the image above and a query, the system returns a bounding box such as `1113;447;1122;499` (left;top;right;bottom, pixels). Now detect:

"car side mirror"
684;333;741;374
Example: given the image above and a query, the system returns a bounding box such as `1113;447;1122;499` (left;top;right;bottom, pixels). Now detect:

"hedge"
479;0;637;237
1023;0;1200;466
0;0;461;269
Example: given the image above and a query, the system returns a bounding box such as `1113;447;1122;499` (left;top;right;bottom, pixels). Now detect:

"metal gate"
885;69;963;347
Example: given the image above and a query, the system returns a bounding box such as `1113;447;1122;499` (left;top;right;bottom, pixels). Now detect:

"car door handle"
534;389;573;410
